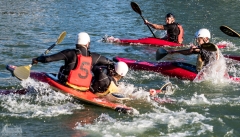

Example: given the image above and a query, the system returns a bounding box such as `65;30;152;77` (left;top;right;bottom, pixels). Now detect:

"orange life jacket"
66;54;92;91
177;24;184;44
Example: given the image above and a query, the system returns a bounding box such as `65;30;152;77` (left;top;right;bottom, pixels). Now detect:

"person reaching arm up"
144;13;184;44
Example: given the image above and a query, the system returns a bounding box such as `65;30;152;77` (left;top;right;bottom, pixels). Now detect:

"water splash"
194;51;231;84
0;79;84;118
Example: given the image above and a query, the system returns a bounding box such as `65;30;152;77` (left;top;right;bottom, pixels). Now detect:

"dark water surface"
1;0;240;136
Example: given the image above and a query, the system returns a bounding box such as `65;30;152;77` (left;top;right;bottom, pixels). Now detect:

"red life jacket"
177;24;184;44
66;54;92;91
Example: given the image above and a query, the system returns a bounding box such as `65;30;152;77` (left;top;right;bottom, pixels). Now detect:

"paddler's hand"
190;45;198;52
32;58;38;64
149;89;157;96
144;19;149;25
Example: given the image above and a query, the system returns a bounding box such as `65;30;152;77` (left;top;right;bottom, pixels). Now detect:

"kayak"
103;36;228;49
113;56;240;82
224;55;240;61
6;65;133;114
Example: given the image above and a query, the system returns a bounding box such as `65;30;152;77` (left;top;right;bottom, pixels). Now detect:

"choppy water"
1;0;240;136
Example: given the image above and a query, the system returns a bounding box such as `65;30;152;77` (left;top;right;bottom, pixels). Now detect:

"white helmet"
115;62;129;76
76;32;90;45
195;28;211;39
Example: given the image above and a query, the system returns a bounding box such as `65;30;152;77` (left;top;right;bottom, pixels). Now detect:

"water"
1;0;240;136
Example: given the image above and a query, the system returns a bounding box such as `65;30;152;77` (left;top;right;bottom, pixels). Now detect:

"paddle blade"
156;48;168;60
131;2;142;15
44;31;67;55
160;82;175;95
201;43;218;51
56;31;67;44
13;65;32;80
220;25;240;38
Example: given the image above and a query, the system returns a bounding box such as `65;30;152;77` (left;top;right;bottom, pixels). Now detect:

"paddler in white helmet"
90;61;129;97
169;28;220;72
32;32;115;90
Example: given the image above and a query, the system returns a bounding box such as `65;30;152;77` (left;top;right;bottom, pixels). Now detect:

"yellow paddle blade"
13;65;32;80
56;31;67;44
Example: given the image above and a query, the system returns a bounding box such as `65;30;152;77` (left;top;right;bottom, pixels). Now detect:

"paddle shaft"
131;2;156;38
139;15;156;38
43;31;66;55
156;43;218;60
13;31;66;80
170;48;197;54
44;43;56;55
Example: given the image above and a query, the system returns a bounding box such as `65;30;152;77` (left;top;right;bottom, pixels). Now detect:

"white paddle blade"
106;93;130;102
13;65;32;80
160;82;177;95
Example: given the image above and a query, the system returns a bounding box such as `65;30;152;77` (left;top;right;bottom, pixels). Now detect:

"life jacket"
196;44;219;72
166;23;184;44
95;81;118;97
66;53;92;91
177;24;184;44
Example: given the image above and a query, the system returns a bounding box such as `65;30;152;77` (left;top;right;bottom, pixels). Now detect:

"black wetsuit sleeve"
36;49;71;63
91;52;114;66
90;66;111;93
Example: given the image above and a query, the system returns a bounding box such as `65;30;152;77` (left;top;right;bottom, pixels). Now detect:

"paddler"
170;28;220;72
144;13;184;44
32;32;115;91
90;61;129;97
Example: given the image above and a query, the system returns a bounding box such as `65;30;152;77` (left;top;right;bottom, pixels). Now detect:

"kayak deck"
113;56;240;82
103;36;228;48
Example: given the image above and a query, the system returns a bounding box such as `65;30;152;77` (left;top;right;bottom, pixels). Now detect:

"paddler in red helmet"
144;13;184;44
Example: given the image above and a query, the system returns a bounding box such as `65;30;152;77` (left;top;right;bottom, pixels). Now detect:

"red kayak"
5;65;133;114
103;36;228;48
113;56;240;82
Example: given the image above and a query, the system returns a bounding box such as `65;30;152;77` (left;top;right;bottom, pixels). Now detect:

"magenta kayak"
113;56;240;82
224;55;240;61
103;36;227;48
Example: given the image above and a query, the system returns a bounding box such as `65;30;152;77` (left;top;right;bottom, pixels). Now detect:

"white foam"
0;78;84;118
74;107;213;136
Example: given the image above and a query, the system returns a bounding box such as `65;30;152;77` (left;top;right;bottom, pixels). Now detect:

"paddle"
220;25;240;38
130;2;156;38
156;43;218;60
149;82;175;96
106;93;130;102
13;31;67;80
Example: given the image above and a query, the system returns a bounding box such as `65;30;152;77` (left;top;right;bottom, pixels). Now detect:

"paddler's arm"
144;20;164;30
32;50;68;64
171;46;200;55
91;52;115;67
